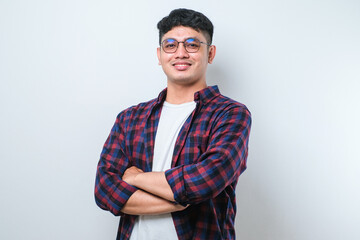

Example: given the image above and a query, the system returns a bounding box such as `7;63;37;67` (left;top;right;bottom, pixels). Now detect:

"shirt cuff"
165;165;187;205
110;181;138;216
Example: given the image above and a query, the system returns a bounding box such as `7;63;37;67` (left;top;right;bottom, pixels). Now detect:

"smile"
173;62;192;71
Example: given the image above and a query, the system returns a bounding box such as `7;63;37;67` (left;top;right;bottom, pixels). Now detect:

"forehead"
162;26;206;41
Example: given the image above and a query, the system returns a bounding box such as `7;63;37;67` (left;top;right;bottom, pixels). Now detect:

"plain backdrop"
1;0;359;239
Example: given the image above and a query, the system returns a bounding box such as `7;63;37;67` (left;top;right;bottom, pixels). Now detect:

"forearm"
95;166;138;216
131;171;175;202
121;189;185;215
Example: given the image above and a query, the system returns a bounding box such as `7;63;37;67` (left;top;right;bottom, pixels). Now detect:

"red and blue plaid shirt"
95;85;251;240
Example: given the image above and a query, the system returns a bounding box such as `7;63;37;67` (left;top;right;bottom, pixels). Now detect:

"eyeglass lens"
162;38;201;53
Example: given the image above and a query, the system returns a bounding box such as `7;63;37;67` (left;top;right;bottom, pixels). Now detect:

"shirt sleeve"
94;112;138;216
165;105;252;205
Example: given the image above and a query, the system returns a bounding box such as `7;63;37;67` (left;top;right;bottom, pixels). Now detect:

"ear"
208;45;216;64
157;47;161;65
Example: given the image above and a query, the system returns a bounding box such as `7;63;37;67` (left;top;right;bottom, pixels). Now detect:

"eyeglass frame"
160;37;211;53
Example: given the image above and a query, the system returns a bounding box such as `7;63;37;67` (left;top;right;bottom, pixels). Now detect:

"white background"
1;0;359;239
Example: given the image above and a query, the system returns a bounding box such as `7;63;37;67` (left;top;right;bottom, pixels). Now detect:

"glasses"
161;38;210;53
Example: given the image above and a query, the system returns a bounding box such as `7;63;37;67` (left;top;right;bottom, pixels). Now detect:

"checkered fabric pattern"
95;85;251;240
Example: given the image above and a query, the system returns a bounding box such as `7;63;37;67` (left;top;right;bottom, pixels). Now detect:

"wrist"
131;172;143;187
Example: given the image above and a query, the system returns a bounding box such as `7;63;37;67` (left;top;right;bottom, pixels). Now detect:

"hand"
174;203;190;212
123;166;144;186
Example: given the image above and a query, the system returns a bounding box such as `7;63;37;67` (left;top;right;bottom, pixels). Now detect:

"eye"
185;38;200;49
163;39;177;49
165;43;176;48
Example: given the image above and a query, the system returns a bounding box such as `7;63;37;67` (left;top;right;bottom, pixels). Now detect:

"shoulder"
115;97;158;125
209;93;251;120
206;94;252;136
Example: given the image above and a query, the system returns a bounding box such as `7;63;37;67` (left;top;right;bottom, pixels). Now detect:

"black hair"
157;8;214;45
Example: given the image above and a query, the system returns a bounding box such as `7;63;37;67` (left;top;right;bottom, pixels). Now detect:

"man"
95;8;251;240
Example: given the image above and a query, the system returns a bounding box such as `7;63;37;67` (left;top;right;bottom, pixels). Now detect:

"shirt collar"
156;85;220;106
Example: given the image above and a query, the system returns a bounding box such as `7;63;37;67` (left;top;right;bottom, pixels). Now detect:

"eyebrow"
164;37;198;42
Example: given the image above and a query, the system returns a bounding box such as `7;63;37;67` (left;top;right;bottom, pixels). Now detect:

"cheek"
161;55;172;65
197;57;209;69
194;52;209;65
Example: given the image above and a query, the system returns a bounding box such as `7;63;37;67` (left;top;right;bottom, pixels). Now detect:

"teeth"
175;64;189;66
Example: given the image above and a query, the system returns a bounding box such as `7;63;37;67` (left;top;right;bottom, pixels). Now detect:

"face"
157;26;216;87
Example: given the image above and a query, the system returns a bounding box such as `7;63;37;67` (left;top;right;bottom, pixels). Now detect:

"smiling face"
157;26;216;88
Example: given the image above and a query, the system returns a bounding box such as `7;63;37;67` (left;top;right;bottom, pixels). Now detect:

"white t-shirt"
129;101;196;240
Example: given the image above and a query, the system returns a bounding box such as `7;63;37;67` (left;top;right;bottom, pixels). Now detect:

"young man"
95;8;251;240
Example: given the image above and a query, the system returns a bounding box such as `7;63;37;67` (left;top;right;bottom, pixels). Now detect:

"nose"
175;42;189;58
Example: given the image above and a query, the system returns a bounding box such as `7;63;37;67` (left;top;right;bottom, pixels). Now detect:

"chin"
169;78;206;88
169;77;197;85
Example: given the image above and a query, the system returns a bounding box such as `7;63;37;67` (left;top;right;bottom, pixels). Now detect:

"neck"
165;81;207;104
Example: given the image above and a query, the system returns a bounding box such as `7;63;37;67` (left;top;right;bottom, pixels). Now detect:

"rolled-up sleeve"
94;113;137;216
165;106;251;205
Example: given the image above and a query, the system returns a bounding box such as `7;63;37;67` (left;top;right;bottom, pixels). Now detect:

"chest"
124;106;215;171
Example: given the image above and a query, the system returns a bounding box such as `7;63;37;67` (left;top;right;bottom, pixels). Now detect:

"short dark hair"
157;8;214;45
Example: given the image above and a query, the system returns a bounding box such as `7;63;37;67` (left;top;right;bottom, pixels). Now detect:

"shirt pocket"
186;134;209;162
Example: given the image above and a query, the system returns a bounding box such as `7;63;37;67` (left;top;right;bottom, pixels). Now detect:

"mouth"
173;62;192;71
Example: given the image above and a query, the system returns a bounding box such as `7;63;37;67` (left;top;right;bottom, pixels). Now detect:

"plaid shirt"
95;85;251;240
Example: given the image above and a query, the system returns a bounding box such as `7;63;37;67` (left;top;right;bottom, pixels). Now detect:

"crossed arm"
95;106;251;216
120;166;186;215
